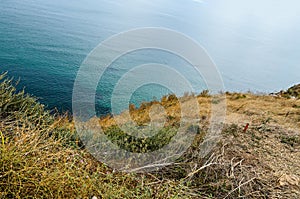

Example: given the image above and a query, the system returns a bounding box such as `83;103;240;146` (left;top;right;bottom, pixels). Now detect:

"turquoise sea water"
1;0;300;114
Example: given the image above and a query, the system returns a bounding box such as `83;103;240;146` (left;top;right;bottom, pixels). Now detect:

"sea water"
1;0;300;115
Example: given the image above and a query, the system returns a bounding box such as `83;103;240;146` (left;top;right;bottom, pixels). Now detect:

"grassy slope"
1;73;299;198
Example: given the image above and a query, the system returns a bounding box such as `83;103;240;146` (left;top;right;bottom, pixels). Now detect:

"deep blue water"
1;0;300;114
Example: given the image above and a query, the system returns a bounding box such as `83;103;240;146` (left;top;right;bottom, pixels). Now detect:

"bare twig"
223;177;256;199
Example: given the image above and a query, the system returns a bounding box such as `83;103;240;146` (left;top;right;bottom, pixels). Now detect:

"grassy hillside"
0;73;299;198
276;84;300;99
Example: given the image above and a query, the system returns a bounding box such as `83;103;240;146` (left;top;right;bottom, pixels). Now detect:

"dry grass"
1;73;300;198
225;92;300;130
97;90;300;198
0;73;192;199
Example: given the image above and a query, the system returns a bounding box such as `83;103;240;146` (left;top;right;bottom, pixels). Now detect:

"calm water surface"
1;0;300;114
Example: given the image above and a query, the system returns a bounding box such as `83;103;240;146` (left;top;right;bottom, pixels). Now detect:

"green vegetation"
277;84;300;99
104;125;178;153
280;135;300;147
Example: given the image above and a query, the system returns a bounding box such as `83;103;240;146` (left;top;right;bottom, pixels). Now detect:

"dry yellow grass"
99;92;300;131
1;73;300;198
96;91;300;198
